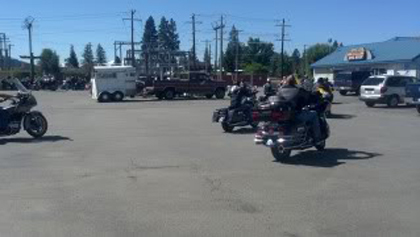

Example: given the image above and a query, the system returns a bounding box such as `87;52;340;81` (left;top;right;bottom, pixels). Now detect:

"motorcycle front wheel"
24;112;48;138
271;147;292;163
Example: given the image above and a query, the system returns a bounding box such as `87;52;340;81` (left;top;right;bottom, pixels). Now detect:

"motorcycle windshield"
10;78;29;93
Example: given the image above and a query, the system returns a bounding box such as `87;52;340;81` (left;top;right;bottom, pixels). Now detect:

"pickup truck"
334;71;371;96
143;72;227;100
406;83;420;113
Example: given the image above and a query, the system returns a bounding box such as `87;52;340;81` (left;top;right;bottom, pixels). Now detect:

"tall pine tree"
224;26;242;73
203;45;212;73
96;44;107;66
66;45;79;68
82;43;94;77
142;16;158;76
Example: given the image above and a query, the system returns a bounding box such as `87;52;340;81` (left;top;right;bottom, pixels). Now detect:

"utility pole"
276;19;291;78
8;44;13;70
212;24;220;74
303;44;308;76
188;14;202;68
23;17;35;82
202;40;211;72
219;15;225;80
123;10;141;67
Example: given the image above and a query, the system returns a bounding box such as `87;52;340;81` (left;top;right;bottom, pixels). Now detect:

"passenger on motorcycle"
277;75;322;143
229;81;254;122
263;78;276;99
0;92;13;130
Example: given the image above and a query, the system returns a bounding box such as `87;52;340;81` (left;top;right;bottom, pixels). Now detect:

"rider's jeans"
0;109;8;130
297;110;322;142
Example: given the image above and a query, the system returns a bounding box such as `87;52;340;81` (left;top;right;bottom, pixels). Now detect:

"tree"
203;45;212;72
242;37;274;74
306;43;333;65
95;44;107;65
158;17;170;50
66;45;79;68
82;43;94;76
39;48;60;75
142;16;158;77
168;19;180;51
291;48;301;75
224;25;242;73
114;56;121;64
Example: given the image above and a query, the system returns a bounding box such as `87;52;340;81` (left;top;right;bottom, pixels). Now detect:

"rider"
277;75;322;143
263;78;276;99
229;80;254;122
0;87;14;131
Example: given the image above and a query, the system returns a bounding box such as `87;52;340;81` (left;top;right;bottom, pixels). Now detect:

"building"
312;37;420;82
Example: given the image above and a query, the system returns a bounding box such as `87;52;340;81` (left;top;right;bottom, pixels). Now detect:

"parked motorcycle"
254;96;330;163
0;78;48;138
213;90;259;133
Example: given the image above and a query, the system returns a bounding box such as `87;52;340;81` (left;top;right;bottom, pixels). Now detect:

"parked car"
335;71;371;96
405;82;420;113
359;75;417;107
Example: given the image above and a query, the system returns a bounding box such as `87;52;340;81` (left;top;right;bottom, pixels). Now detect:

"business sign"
346;48;369;61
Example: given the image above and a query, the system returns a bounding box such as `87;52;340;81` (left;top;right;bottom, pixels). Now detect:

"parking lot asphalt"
1;91;419;237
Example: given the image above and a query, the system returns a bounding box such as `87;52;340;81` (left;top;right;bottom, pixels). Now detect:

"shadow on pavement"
0;135;72;145
278;148;381;168
231;127;257;134
327;113;356;119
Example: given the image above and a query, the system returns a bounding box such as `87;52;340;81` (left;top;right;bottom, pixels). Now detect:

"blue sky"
1;0;419;64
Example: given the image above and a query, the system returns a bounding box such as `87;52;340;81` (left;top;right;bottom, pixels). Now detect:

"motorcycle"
0;78;48;138
213;90;259;133
317;86;333;117
254;96;330;163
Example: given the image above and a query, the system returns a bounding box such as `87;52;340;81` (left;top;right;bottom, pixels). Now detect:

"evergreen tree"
158;17;170;50
39;48;60;75
95;44;107;65
203;45;212;72
243;37;274;71
66;45;79;68
291;48;301;74
168;19;180;51
82;43;94;77
224;26;242;73
142;16;158;76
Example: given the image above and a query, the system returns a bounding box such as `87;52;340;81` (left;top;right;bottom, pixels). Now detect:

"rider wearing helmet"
263;78;276;99
229;80;254;122
277;75;322;143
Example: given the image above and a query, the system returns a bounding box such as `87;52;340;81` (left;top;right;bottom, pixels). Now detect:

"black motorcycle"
0;78;48;138
254;96;330;163
213;92;259;133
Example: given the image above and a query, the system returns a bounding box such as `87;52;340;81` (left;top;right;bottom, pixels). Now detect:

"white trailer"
91;66;137;102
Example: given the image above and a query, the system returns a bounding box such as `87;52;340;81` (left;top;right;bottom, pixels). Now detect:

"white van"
91;66;137;102
359;75;417;107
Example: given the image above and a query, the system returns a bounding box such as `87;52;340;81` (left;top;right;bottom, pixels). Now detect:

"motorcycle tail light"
252;111;260;121
271;111;291;121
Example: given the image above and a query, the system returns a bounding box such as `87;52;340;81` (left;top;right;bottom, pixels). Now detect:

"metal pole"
131;10;136;67
28;23;35;82
219;15;224;81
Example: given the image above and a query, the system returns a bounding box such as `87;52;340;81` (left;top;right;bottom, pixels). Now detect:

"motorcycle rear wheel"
271;147;292;163
222;123;234;133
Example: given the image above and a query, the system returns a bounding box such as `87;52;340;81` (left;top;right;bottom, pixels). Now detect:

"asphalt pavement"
0;91;419;237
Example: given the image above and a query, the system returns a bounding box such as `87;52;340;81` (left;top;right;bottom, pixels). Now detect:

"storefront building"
312;37;420;82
